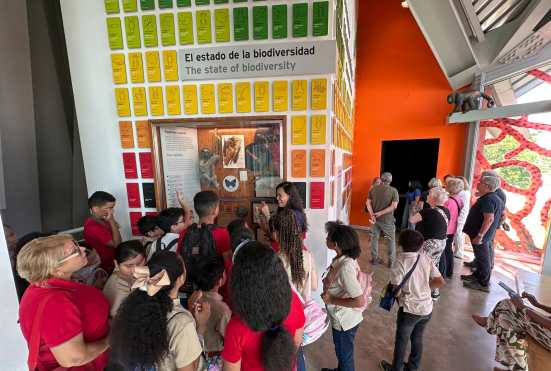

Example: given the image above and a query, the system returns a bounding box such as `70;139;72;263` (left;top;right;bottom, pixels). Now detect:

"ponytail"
261;326;295;371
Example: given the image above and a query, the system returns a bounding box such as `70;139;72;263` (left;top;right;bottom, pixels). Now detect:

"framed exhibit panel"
150;116;286;227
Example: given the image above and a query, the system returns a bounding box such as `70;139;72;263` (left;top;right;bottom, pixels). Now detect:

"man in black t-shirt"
464;170;507;270
461;176;504;292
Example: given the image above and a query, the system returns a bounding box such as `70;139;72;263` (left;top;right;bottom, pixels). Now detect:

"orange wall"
350;1;468;226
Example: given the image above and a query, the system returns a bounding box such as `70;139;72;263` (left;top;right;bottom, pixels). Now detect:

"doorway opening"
381;139;440;227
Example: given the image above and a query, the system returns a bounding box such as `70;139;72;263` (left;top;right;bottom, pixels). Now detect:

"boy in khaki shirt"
379;230;445;371
193;256;231;367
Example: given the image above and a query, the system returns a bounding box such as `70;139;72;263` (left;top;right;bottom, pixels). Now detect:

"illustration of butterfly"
225;178;237;188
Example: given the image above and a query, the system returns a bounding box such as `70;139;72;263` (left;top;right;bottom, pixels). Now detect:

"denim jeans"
391;307;432;371
331;325;359;371
297;346;306;371
473;241;492;286
370;220;396;264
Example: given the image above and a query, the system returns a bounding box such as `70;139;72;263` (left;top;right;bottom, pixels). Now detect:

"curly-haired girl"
222;241;305;371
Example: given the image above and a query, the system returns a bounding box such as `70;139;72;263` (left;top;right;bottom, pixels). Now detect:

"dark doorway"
381;139;440;227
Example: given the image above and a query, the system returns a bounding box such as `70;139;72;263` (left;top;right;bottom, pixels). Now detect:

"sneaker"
463;280;490;293
463;260;476;268
379;360;392;371
371;257;384;265
460;274;476;281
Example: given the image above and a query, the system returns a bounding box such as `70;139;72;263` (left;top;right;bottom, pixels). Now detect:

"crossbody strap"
450;196;461;212
434;206;449;225
28;291;58;370
392;255;421;295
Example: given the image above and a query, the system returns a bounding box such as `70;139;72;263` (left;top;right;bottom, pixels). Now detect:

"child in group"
193;256;232;369
178;191;233;305
137;215;164;244
103;240;146;318
110;251;210;371
379;230;445;371
83;191;122;273
226;216;254;254
136;215;164;259
177;191;232;270
150;207;186;255
321;221;365;371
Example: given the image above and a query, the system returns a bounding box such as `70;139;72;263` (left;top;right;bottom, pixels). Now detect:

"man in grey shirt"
365;172;399;267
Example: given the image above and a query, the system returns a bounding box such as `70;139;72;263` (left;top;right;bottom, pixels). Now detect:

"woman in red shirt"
223;241;305;371
17;235;110;371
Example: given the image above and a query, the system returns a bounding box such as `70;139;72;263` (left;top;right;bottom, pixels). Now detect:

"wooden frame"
150;116;287;210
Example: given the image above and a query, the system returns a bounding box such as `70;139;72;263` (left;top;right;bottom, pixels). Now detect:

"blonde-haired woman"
17;235;110;371
410;187;450;299
455;176;471;259
439;178;465;278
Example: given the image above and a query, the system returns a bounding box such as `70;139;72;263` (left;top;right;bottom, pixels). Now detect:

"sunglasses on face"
57;241;83;265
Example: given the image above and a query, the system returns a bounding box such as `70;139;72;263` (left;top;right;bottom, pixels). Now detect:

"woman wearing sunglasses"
17;234;110;371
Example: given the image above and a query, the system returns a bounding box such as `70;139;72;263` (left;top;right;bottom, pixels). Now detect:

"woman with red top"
223;241;305;371
17;235;110;371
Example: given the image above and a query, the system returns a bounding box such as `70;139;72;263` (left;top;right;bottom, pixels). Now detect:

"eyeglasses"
57;241;82;265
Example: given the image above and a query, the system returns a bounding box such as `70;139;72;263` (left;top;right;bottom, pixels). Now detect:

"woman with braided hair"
272;209;318;371
272;209;318;299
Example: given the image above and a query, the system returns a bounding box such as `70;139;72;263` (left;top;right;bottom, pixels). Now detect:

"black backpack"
145;237;178;260
179;223;218;292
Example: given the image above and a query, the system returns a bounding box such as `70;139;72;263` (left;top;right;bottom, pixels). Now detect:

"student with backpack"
177;191;233;300
321;222;367;371
147;207;187;258
379;230;445;371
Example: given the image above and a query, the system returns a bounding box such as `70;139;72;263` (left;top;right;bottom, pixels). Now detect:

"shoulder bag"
379;255;421;311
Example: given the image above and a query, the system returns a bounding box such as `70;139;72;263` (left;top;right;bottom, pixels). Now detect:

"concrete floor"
304;230;526;371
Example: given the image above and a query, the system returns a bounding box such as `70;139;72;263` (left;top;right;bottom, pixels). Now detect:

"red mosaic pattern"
474;69;551;257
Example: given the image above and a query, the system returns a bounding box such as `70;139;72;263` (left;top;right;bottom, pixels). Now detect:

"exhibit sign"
179;40;336;80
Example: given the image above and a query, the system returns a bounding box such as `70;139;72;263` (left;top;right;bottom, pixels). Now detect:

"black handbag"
379;255;420;311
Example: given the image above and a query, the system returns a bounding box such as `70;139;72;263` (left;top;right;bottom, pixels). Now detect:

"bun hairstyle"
231;241;295;371
110;251;184;370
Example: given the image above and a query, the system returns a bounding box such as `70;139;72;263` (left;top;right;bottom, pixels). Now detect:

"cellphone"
498;281;519;298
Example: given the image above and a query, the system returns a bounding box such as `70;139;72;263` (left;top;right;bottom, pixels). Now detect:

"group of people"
5;170;551;371
367;171;551;371
10;181;370;371
366;170;506;295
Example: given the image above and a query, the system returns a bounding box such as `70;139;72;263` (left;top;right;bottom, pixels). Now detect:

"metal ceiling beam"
457;0;486;42
408;0;479;89
448;99;551;123
482;41;551;84
493;0;551;62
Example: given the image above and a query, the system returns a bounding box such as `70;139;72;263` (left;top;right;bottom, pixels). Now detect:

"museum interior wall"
60;0;358;292
349;0;469;226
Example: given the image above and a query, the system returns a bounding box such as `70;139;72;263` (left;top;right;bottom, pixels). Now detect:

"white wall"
0;215;28;370
60;0;131;239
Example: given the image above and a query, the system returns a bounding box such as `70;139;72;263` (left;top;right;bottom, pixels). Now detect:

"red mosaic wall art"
473;69;551;264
